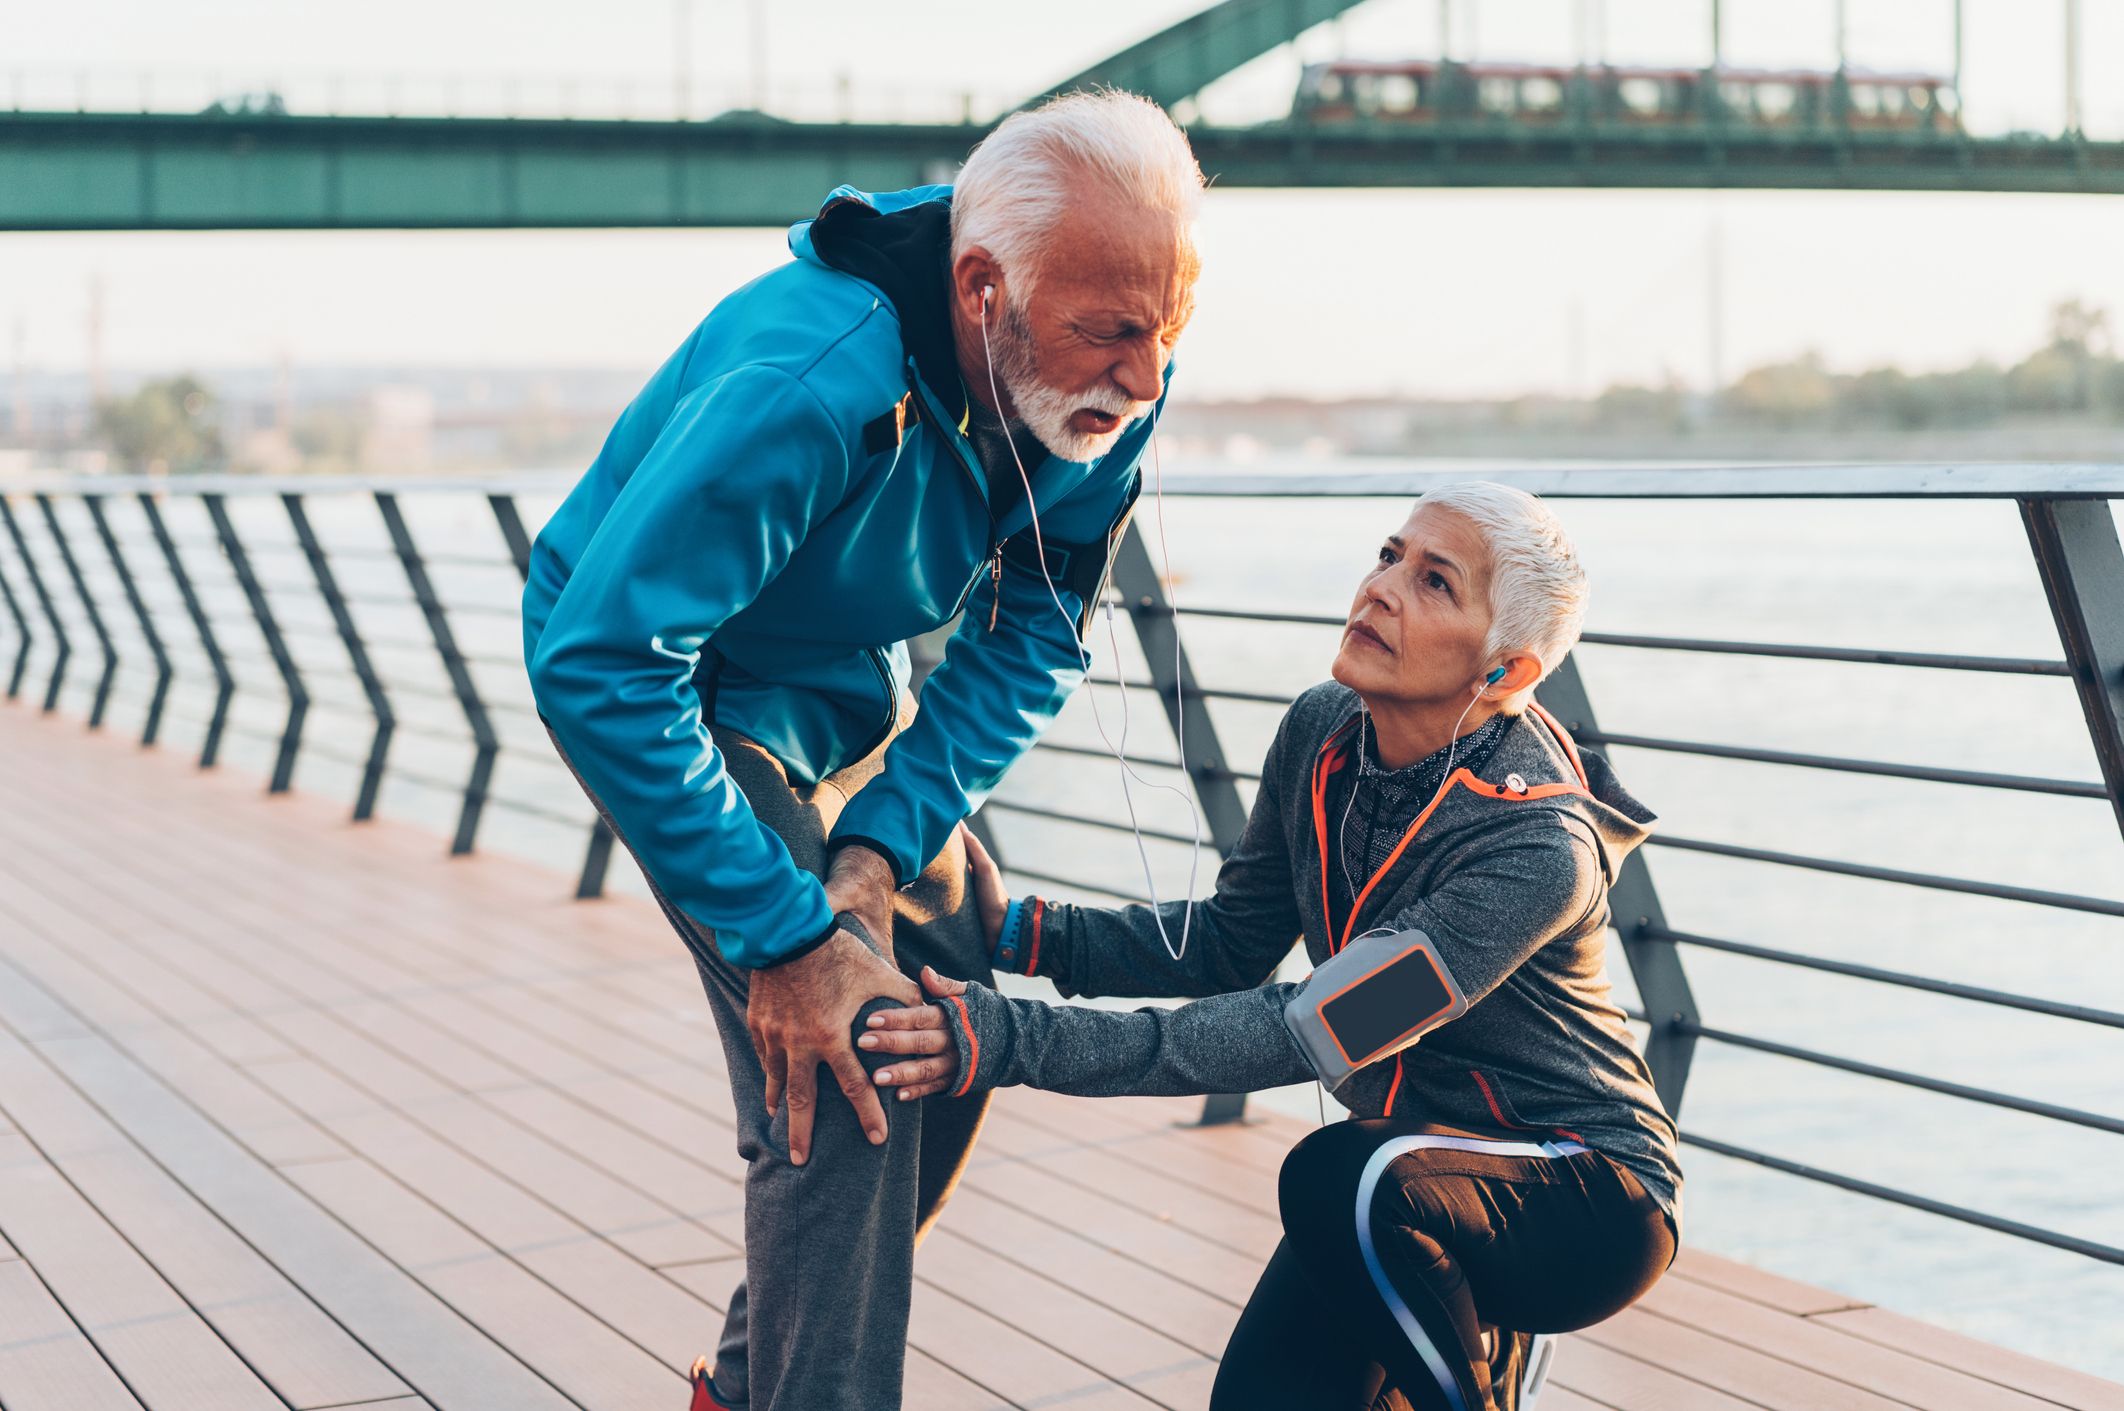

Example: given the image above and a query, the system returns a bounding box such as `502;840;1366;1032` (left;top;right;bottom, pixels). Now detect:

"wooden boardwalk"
1;702;2120;1411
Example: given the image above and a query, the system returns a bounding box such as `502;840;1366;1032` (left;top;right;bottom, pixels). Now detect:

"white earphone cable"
978;289;1203;962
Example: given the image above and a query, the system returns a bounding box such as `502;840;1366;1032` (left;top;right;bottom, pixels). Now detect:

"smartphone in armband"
1282;928;1469;1092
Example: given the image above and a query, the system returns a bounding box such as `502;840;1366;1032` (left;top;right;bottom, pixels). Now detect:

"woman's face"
1329;503;1496;709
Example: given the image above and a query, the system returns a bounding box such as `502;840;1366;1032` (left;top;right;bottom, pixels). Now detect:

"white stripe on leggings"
1352;1134;1590;1411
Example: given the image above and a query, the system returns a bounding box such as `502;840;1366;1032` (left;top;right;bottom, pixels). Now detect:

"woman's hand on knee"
860;966;970;1100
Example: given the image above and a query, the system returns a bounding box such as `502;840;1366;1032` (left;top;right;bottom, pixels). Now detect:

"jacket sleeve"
527;364;856;967
995;708;1305;1000
1377;816;1605;1008
938;814;1606;1101
937;980;1316;1099
825;471;1129;887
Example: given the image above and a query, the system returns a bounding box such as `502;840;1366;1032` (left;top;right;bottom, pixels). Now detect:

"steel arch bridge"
5;0;2121;231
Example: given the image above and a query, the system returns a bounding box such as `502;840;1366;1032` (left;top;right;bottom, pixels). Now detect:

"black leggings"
1211;1118;1675;1411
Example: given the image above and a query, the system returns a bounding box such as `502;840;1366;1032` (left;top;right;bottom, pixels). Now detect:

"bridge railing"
0;65;1018;126
1;465;2121;1294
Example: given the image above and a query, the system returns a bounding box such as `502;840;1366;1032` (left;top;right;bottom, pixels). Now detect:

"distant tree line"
1593;299;2122;432
93;374;224;474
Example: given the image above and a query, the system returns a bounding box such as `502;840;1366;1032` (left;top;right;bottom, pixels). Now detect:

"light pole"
2065;0;2083;134
672;0;691;119
1952;0;1964;99
750;0;769;113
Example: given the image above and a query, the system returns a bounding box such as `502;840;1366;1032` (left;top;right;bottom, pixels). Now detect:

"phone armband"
1282;928;1468;1091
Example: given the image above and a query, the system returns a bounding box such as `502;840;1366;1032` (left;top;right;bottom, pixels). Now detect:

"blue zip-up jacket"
523;184;1162;967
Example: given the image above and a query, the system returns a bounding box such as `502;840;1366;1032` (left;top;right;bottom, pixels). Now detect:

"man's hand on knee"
749;928;922;1165
824;843;898;971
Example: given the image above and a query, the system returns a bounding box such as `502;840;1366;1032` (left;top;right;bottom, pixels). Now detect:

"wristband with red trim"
993;896;1047;975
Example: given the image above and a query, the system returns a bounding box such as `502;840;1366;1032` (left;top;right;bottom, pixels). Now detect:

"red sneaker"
690;1357;737;1411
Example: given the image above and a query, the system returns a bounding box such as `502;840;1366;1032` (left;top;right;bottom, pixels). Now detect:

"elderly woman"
861;482;1682;1411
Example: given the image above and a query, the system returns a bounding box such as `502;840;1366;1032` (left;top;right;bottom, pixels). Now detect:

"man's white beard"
989;295;1148;464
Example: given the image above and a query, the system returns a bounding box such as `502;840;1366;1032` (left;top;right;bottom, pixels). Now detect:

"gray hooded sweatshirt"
938;680;1683;1230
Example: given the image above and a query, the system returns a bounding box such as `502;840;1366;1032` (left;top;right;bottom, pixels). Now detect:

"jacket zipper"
911;367;1004;626
857;643;898;759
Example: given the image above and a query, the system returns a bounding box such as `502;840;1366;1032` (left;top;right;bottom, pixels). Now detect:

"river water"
21;473;2123;1383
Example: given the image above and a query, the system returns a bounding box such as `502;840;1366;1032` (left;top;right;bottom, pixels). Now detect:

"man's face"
1330;503;1497;707
985;190;1198;462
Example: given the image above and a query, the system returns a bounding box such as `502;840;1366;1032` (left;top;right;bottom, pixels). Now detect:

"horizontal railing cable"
1155;603;2075;677
1577;632;2073;676
1648;834;2124;917
993;863;1153;906
1680;1131;2124;1267
986;797;1202;848
1577;730;2106;799
1646;927;2124;1030
1680;1020;2124;1137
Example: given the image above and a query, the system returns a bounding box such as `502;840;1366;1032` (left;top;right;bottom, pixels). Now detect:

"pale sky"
7;0;2122;401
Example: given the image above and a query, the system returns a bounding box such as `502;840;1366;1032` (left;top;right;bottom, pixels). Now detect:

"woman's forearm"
939;981;1316;1098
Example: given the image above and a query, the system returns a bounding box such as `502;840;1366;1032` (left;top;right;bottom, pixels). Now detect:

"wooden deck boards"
2;703;2120;1411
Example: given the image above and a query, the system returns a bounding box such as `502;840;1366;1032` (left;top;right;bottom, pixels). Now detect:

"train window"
1754;83;1796;120
1378;74;1419;112
1477;76;1518;113
1521;77;1563;112
1619;77;1663;115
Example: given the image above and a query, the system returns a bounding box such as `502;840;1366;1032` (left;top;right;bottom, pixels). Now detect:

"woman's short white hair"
951;89;1204;298
1415;481;1589;682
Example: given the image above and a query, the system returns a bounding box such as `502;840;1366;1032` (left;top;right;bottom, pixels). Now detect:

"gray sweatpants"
549;709;992;1411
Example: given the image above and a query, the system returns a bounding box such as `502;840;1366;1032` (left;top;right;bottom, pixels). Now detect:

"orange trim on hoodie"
1310;719;1360;945
1323;708;1595;954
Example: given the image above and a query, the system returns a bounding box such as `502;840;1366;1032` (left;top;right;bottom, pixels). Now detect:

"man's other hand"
749;928;921;1165
824;843;898;970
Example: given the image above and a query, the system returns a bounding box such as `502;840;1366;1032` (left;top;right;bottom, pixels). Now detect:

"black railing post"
0;537;30;700
139;493;235;768
286;494;395;821
37;494;117;729
0;495;69;713
2020;495;2124;845
1109;521;1253;1126
84;494;173;746
491;493;614;896
1537;651;1701;1114
204;493;307;792
380;491;495;855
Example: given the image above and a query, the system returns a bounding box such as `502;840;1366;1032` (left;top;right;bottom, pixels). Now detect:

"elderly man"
522;91;1203;1411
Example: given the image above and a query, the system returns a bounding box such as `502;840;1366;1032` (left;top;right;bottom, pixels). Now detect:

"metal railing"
1;464;2121;1287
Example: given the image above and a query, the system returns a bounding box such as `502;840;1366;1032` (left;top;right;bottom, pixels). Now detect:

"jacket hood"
1317;685;1656;884
789;184;962;407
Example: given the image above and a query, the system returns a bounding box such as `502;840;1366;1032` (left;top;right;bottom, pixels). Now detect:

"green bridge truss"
5;0;2121;231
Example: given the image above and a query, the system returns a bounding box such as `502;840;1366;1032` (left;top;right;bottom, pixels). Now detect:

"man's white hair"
951;89;1204;297
1415;481;1589;682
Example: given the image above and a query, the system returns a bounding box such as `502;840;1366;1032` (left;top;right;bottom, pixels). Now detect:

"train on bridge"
1293;59;1961;132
